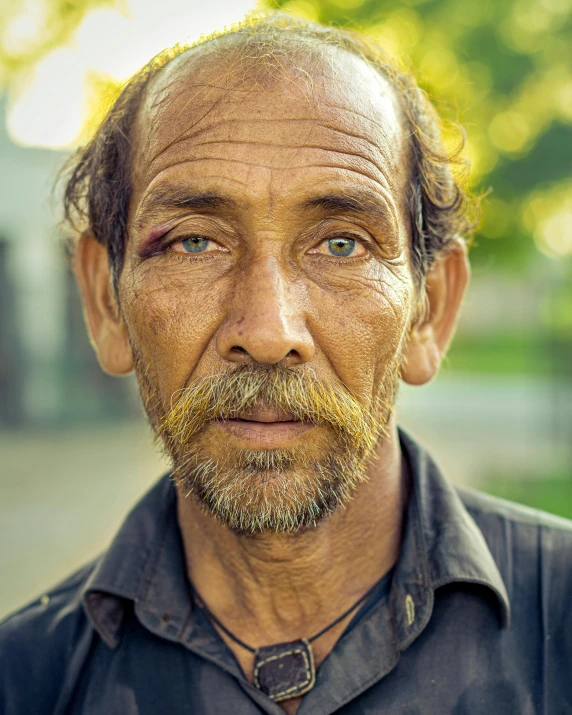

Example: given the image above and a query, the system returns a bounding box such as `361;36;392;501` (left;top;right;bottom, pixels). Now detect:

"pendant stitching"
253;638;316;701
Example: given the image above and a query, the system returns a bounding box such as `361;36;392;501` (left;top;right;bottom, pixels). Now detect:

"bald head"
135;37;402;152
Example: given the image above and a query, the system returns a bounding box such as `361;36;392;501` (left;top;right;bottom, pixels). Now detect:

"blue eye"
328;237;355;257
181;236;209;253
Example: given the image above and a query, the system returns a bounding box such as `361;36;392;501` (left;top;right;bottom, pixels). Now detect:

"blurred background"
0;0;571;619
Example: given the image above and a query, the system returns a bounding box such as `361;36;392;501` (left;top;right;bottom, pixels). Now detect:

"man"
1;13;571;714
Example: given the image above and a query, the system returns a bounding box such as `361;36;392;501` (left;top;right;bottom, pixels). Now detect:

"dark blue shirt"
2;430;572;714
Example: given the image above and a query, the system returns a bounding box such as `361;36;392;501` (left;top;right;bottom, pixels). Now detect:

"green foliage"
443;332;548;376
0;0;115;81
481;473;572;520
266;0;572;268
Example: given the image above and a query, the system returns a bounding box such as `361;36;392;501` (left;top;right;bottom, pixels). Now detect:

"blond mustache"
161;364;384;455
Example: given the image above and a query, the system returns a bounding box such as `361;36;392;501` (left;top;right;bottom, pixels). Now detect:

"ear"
401;239;470;386
74;232;134;376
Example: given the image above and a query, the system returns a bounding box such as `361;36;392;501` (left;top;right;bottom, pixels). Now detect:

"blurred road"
0;422;167;620
1;373;571;620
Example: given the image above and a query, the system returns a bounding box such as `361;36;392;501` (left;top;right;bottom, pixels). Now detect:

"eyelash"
162;235;219;260
318;233;373;261
164;248;220;265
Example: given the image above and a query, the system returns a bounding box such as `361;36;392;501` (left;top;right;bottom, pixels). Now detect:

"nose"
216;258;315;366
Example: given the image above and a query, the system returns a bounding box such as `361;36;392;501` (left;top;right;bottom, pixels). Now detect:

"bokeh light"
4;0;258;149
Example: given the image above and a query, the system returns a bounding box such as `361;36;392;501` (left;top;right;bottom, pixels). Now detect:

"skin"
75;43;469;713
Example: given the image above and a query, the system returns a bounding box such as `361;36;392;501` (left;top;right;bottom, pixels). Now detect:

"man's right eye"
167;236;224;255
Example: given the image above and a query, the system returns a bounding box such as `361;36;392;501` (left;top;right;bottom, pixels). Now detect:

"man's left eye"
312;237;367;258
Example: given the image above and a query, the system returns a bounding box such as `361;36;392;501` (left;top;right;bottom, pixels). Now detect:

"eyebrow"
301;191;396;231
135;185;397;237
135;186;238;227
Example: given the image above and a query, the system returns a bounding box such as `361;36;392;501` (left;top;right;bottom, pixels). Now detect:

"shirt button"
40;594;50;606
405;594;415;625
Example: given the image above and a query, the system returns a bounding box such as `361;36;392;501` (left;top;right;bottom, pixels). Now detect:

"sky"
6;0;258;149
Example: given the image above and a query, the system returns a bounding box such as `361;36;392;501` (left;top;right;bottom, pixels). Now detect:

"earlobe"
74;232;134;376
401;239;470;386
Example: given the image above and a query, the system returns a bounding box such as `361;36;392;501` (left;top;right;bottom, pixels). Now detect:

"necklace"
191;573;387;703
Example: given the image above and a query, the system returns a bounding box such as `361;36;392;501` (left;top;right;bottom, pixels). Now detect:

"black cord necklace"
191;573;387;703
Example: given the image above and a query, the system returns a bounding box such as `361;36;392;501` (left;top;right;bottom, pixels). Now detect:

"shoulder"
458;486;572;597
459;485;572;543
0;561;97;714
458;487;572;693
0;560;96;645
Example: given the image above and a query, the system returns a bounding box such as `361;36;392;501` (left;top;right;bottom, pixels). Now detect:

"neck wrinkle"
176;418;406;644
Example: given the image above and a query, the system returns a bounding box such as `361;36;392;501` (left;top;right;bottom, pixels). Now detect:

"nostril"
230;346;249;355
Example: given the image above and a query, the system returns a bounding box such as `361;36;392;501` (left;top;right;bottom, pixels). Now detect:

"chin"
174;448;368;535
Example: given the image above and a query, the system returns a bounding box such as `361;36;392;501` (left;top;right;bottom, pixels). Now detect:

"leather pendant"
253;638;316;702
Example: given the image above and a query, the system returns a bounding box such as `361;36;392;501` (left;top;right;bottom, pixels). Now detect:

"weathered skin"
75;42;469;714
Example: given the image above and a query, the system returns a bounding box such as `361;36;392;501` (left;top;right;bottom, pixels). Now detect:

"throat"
192;568;391;706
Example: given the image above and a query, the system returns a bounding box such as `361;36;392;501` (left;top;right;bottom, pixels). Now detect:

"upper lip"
229;407;299;423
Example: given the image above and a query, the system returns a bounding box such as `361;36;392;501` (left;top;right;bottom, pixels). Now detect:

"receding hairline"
131;31;408;191
138;28;402;122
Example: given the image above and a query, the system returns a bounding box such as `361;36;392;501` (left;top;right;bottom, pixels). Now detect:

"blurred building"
0;96;137;427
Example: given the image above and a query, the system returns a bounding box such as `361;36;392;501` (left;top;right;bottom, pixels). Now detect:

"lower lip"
215;419;314;447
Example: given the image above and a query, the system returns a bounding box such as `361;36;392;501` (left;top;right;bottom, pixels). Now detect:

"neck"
177;420;407;648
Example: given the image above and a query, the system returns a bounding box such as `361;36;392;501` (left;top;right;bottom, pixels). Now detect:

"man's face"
117;46;417;533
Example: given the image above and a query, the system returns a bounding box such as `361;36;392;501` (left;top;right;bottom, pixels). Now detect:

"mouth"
214;407;314;448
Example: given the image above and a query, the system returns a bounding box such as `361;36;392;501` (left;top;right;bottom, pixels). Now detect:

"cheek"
119;261;228;395
307;268;412;398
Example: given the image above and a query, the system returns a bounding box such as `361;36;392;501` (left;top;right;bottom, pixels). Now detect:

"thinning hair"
62;12;477;291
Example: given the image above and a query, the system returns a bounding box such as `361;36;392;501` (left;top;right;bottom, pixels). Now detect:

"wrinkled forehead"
131;40;409;193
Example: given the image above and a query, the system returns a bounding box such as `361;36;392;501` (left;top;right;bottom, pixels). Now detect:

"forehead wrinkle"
147;93;226;169
147;140;398;198
318;102;403;156
148;45;248;116
319;98;400;130
148;94;401;154
144;101;402;174
143;40;326;169
140;155;401;222
149;116;391;167
134;186;238;228
142;93;406;197
146;67;256;169
142;52;404;166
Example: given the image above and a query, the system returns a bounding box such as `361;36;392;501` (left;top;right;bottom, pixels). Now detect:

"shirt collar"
389;429;510;655
81;428;510;652
81;476;192;647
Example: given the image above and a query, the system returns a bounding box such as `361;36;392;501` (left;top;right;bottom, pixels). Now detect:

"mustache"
161;363;383;452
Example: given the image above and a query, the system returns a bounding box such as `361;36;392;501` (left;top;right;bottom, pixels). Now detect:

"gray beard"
132;350;400;535
170;440;375;535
